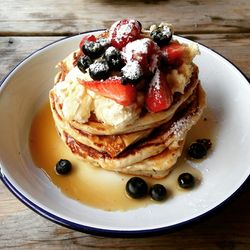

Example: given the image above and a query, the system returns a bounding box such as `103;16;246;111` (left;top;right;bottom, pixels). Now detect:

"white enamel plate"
0;31;249;236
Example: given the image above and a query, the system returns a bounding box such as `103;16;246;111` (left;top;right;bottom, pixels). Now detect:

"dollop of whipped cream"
54;67;92;123
53;67;141;127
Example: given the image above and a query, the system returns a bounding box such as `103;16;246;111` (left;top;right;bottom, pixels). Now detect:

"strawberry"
145;69;173;112
80;78;137;106
109;19;141;49
79;34;96;51
123;38;160;73
161;42;185;65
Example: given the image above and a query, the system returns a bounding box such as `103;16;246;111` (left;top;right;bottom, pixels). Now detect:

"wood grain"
0;0;249;36
1;34;249;81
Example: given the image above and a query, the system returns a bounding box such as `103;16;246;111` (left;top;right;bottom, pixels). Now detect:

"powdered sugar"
105;46;118;56
89;61;109;74
122;38;152;61
110;19;140;42
149;68;161;91
170;116;191;139
121;61;143;80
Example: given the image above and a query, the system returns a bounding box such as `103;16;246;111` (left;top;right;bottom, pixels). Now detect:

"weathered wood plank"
1;33;249;82
0;181;249;249
0;0;249;35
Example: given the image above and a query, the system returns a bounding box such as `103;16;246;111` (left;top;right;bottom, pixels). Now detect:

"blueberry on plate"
178;173;195;189
126;177;148;199
55;159;72;175
196;138;212;150
89;59;110;80
188;142;207;159
77;55;92;73
150;184;167;201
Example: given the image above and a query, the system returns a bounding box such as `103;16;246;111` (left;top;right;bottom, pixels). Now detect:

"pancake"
49;20;206;179
49;66;199;157
54;84;205;178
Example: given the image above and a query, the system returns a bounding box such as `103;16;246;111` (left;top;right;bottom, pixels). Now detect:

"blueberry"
55;159;72;175
151;26;172;46
150;184;167;201
188;142;207;159
126;177;148;199
121;61;143;85
104;46;124;70
89;59;110;80
196;139;212;151
77;55;92;73
178;173;195;189
82;41;104;59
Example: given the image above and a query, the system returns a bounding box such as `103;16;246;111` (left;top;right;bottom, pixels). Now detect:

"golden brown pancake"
52;84;205;178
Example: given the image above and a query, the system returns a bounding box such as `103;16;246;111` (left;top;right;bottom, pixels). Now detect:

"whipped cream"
94;95;140;127
53;67;141;126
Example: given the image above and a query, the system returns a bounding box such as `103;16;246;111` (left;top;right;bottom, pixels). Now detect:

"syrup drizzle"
29;103;217;211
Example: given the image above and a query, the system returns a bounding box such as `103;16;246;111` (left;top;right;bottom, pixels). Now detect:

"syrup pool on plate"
29;103;218;211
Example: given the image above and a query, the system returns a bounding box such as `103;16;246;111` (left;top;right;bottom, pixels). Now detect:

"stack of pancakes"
49;48;205;178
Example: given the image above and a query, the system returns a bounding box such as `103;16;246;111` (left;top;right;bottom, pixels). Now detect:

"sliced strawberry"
80;78;137;106
145;69;173;113
79;34;96;51
123;38;160;73
109;19;141;49
161;42;185;65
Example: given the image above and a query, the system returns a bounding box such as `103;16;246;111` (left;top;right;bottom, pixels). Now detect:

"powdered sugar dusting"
170;116;192;139
170;108;202;139
89;61;109;74
109;19;140;43
122;38;152;61
105;46;118;56
122;61;142;80
149;68;161;91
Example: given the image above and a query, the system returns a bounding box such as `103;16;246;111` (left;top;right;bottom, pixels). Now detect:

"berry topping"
126;177;148;199
161;42;185;66
150;184;167;201
121;61;143;85
80;78;137;106
82;41;105;59
178;173;195;189
79;34;96;51
97;37;111;48
89;59;110;80
123;38;160;73
188;142;207;159
104;46;124;70
55;159;72;175
109;19;141;49
145;69;173;112
150;25;172;46
77;55;92;73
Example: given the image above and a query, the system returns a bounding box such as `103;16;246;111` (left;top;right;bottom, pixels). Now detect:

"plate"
0;30;249;236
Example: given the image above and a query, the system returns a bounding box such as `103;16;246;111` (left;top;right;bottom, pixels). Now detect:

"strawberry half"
161;42;185;66
79;34;96;51
109;19;141;49
145;69;173;112
80;78;137;107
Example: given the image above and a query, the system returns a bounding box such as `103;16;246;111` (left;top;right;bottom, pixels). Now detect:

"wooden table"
1;0;249;248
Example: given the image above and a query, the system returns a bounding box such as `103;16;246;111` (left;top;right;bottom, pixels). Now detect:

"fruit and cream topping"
52;19;199;126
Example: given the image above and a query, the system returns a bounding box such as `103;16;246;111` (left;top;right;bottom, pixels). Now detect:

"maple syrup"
29;103;217;211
